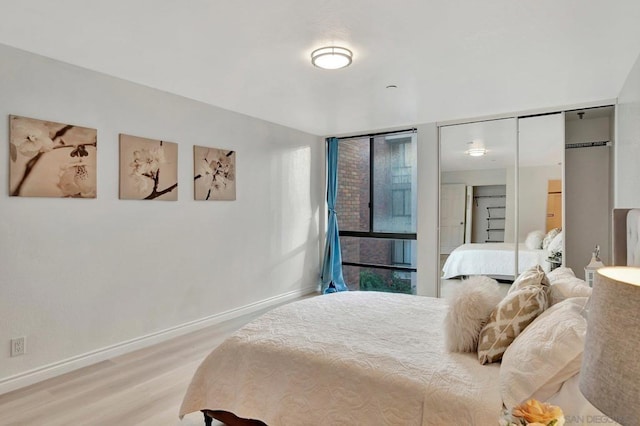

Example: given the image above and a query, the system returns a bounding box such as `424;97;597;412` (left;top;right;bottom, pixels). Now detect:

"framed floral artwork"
193;145;236;201
9;115;97;198
119;134;178;200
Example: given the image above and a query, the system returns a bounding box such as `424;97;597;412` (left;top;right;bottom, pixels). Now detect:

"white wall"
0;44;323;390
416;122;439;297
440;168;506;186
616;53;640;207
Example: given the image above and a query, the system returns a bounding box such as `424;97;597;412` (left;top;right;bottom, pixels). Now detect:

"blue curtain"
321;137;349;293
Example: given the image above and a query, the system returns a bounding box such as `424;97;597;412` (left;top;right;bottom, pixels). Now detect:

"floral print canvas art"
194;145;236;201
9;115;97;198
119;134;178;200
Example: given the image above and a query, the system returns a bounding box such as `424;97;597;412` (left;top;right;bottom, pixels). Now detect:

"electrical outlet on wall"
10;337;26;357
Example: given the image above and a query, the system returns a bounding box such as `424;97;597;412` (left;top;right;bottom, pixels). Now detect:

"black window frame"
334;128;417;273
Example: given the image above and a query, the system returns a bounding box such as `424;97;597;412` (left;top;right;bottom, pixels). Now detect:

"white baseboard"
0;285;319;395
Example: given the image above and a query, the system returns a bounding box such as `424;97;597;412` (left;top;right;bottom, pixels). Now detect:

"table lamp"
579;267;640;425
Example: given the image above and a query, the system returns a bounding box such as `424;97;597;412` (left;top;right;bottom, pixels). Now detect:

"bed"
441;243;550;280
180;292;503;425
178;212;640;426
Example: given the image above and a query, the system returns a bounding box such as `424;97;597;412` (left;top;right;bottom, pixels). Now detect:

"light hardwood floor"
0;297;313;426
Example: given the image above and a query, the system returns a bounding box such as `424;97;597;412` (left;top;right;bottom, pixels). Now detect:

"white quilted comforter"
180;292;502;425
442;243;550;279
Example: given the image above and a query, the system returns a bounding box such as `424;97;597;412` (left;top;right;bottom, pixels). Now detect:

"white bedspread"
180;292;502;425
442;243;550;279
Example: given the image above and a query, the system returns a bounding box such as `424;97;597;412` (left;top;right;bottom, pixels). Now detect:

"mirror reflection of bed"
439;117;518;297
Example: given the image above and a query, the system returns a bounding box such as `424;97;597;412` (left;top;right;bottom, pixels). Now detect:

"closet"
472;185;507;243
564;106;614;277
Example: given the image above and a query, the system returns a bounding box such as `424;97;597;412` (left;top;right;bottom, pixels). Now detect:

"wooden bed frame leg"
203;411;212;426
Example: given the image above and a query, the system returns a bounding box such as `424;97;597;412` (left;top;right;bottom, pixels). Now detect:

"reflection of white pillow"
547;231;563;254
444;276;503;353
525;230;545;250
501;297;588;409
542;228;561;250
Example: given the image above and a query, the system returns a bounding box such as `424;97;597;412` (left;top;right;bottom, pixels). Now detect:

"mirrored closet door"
439;118;517;297
437;105;616;296
517;113;565;274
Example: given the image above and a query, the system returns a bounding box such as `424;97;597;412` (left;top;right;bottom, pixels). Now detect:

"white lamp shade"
579;267;640;425
311;46;352;70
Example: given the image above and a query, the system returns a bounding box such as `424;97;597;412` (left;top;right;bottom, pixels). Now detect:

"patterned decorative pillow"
508;264;550;295
478;285;549;364
542;228;561;250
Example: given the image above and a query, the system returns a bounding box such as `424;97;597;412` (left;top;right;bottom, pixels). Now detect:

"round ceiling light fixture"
466;142;487;157
311;46;353;70
466;147;487;157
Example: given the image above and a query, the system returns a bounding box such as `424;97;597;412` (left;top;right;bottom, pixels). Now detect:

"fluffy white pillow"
542;228;561;250
500;297;589;409
525;230;545;250
547;231;563;254
444;276;503;353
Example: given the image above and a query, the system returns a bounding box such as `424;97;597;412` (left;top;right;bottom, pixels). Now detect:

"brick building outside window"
335;132;417;294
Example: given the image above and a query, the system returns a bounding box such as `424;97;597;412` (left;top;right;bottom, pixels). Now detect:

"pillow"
548;276;592;306
525;230;545;250
542;228;561;250
508;264;550;295
501;297;588;409
547;267;575;283
478;285;549;364
444;276;504;353
547;231;563;254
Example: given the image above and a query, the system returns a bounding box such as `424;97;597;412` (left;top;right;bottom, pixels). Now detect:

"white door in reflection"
441;183;466;254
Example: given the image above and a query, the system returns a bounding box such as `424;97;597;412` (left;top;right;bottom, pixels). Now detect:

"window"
392;189;411;217
335;130;417;294
392;240;412;265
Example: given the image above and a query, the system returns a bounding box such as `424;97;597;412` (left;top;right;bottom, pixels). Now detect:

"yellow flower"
512;399;564;426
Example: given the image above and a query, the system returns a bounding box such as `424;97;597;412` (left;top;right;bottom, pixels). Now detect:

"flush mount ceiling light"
311;46;353;70
466;147;487;157
466;142;487;157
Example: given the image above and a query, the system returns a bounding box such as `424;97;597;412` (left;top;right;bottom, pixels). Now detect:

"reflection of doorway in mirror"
546;179;562;232
440;183;466;254
472;185;507;243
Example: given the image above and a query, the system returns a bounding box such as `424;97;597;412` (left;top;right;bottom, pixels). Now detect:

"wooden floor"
0;298;310;426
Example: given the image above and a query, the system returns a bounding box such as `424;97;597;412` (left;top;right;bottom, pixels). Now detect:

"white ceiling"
440;113;565;172
1;1;639;136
